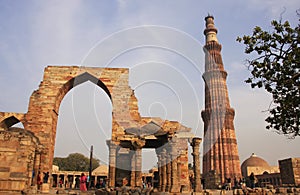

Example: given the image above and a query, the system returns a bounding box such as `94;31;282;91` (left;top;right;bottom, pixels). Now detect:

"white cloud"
245;0;299;19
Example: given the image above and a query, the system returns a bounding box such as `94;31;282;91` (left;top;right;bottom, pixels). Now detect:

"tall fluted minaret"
201;15;241;183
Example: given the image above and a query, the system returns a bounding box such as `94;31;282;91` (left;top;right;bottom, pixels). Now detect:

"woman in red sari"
80;173;87;191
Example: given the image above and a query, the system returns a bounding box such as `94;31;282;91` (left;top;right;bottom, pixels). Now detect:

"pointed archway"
23;66;140;180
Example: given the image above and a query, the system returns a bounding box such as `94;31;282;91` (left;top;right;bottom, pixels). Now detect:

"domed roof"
241;153;270;168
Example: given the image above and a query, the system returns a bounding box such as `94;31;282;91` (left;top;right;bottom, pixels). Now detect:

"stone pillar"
161;149;167;192
156;149;162;191
191;137;202;192
64;175;68;188
129;139;145;187
166;150;171;192
107;140;117;188
135;148;142;187
33;152;41;186
170;140;180;193
177;157;181;185
130;152;136;187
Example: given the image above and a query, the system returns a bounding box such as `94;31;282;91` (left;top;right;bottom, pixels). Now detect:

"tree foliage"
237;14;300;138
53;153;100;171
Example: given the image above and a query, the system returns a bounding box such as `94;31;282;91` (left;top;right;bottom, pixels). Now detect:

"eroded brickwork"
0;127;42;192
279;158;300;186
0;65;195;193
0;112;25;130
23;66;141;173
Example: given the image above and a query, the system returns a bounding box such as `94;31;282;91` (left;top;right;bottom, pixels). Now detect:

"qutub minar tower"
201;15;242;183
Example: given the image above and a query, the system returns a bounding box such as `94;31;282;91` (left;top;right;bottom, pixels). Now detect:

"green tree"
237;14;300;138
53;153;100;171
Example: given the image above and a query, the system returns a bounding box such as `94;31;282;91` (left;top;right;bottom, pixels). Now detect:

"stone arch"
53;71;112;113
53;72;114;160
23;66;141;174
0;113;25;130
1;65;195;193
0;116;20;129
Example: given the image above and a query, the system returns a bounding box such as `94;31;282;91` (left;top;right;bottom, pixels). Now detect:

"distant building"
51;164;158;188
51;164;108;188
256;172;281;187
279;157;300;187
241;153;279;177
52;165;59;172
241;153;281;187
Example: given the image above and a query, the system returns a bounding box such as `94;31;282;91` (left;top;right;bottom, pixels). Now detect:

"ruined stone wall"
1;65;194;193
0;128;40;192
279;158;300;186
24;66;141;173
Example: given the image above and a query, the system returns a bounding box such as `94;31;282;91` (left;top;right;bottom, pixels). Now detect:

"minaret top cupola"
204;15;218;43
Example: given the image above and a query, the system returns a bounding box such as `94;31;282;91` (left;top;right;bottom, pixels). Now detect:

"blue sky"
0;0;299;171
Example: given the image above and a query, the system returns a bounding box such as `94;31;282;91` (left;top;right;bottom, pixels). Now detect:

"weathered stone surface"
0;63;199;195
202;16;241;184
276;187;287;194
0;167;10;172
279;157;300;186
9;172;26;178
0;127;42;192
0;112;25;130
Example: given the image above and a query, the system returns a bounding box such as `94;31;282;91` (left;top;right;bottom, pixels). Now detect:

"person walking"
80;173;87;191
249;172;255;189
37;172;42;190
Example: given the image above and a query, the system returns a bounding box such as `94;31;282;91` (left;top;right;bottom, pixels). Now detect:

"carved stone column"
132;139;145;187
155;148;162;191
165;149;171;192
161;148;167;192
130;152;136;187
135;148;142;187
106;140;117;188
177;156;181;185
191;137;202;192
170;140;180;193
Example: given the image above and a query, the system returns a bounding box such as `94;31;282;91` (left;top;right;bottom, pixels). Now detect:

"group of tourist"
57;173;89;191
220;174;259;191
55;173;107;192
222;176;247;190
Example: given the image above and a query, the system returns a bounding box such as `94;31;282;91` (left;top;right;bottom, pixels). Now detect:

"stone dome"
241;153;270;169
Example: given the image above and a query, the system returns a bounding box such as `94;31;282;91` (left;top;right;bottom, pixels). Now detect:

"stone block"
276;188;287;194
0;172;10;178
95;189;109;195
10;172;26;178
41;183;50;193
0;167;10;172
